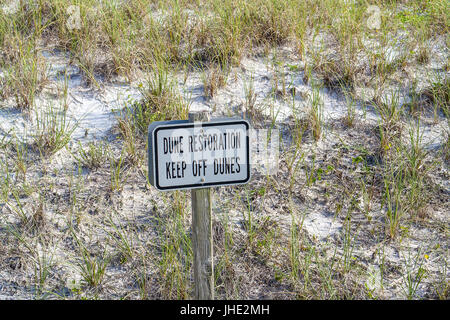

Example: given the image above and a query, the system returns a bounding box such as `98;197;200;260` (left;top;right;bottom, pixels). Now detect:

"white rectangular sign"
148;120;251;191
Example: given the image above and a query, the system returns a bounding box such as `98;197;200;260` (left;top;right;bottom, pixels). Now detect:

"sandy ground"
0;33;448;299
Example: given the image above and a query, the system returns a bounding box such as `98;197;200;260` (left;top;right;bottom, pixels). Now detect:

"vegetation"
0;0;448;300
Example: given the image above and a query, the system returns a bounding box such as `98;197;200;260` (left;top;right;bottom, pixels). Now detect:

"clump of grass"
443;132;450;163
421;78;449;119
340;214;358;274
380;120;433;238
431;249;448;300
405;79;422;117
374;93;404;158
289;216;301;283
243;74;257;117
108;147;126;192
312;54;356;91
308;84;323;141
77;248;109;288
74;141;108;170
1;34;48;110
401;248;428;300
28;197;47;234
402;122;432;219
0;146;12;200
343;89;357;127
119;62;188;138
33;246;55;296
11;138;30;183
115;62;189;170
105;214;136;265
32;103;77;157
202;65;226;99
73;230;110;288
381;157;406;240
416;47;429;65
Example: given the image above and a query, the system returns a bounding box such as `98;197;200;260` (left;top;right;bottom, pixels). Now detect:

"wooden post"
189;112;214;300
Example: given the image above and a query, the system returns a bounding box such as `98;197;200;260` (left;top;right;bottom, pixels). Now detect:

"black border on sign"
153;121;251;191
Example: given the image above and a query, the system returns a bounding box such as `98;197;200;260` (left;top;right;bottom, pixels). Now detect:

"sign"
148;119;251;191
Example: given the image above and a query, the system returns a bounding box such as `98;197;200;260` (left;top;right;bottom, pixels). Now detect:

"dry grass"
0;0;448;300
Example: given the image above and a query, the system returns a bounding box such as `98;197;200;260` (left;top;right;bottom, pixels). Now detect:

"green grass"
74;141;108;170
156;191;193;299
0;0;448;301
33;102;78;157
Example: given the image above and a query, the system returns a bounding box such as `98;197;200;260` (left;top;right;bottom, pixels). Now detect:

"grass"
308;83;324;142
33;245;55;296
109;147;127;192
202;65;227;99
2;39;47;110
401;247;428;300
118;61;189;139
155;191;193;299
105;214;136;265
32;102;78;157
422;77;450;119
288;215;301;284
0;0;448;301
74;141;108;170
76;245;110;288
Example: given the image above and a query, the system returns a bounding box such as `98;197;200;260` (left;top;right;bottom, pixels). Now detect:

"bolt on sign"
148;119;251;191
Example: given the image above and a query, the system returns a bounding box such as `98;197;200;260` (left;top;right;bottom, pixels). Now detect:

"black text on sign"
148;120;251;191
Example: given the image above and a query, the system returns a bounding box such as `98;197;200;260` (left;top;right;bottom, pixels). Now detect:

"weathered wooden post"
189;112;214;300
